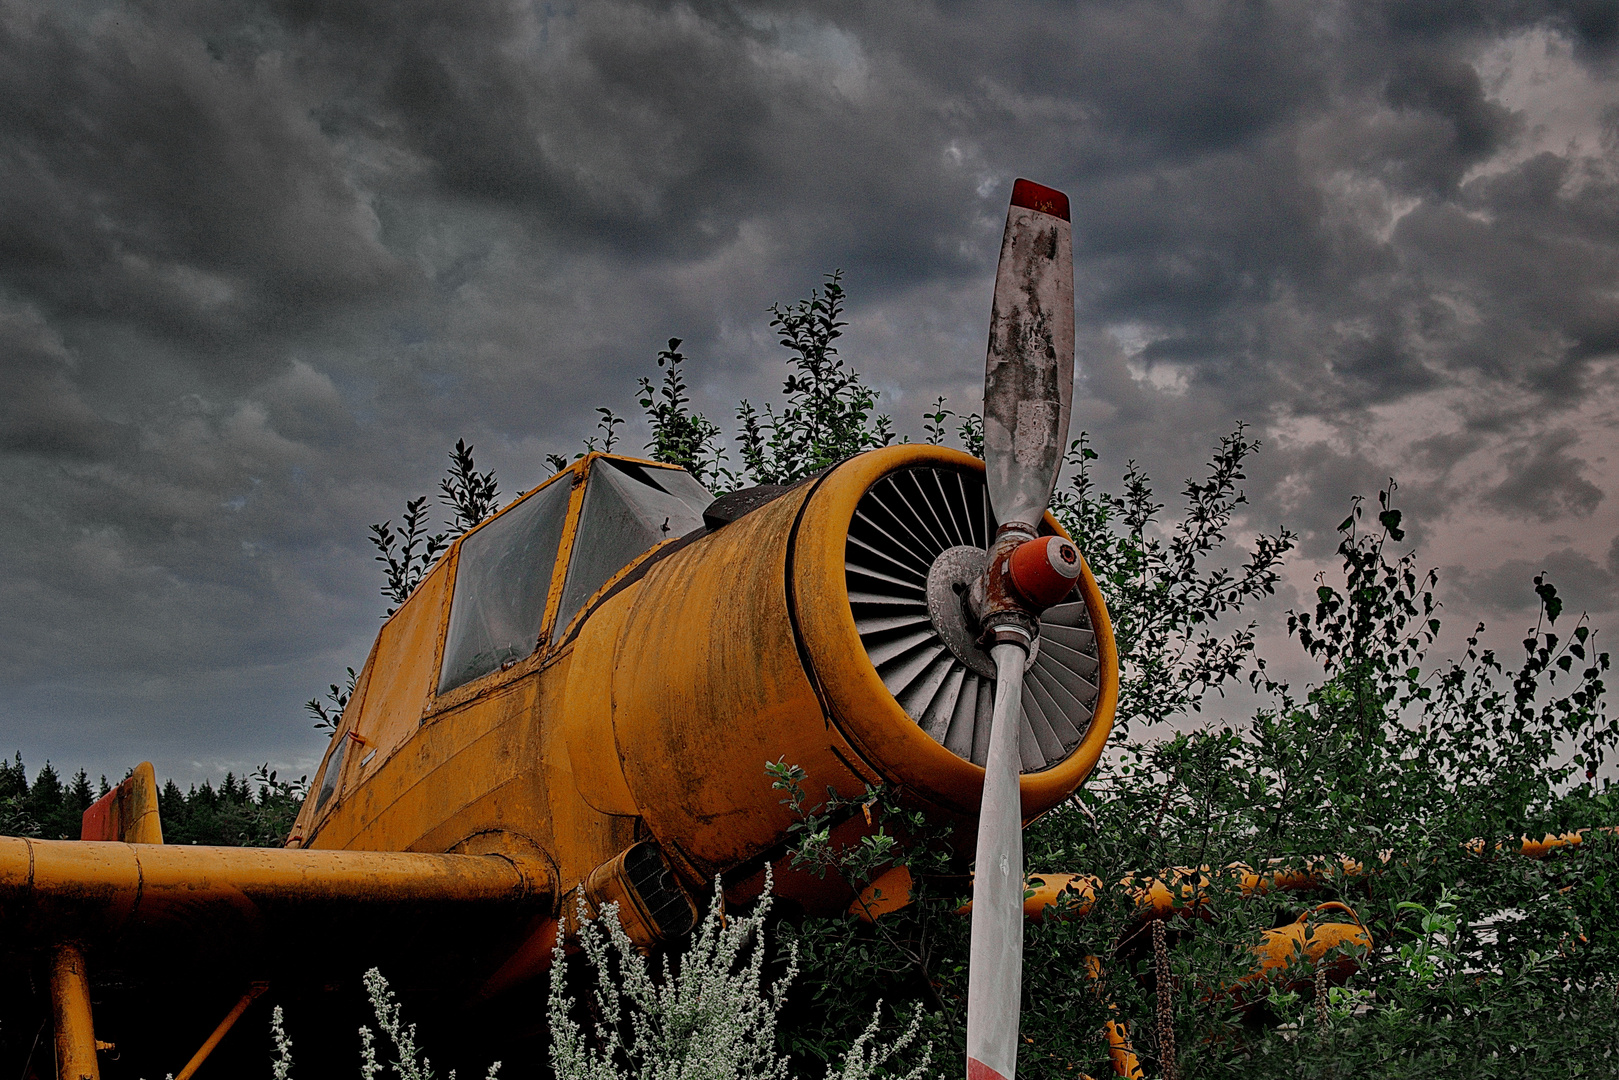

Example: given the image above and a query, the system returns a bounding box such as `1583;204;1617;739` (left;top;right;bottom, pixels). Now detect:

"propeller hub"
963;527;1084;653
925;546;999;679
926;545;1043;678
1008;535;1083;609
969;524;1049;649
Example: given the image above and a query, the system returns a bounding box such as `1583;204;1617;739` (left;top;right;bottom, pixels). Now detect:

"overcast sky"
2;0;1616;788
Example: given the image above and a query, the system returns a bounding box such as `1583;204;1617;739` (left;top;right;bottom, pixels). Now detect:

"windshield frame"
425;454;711;715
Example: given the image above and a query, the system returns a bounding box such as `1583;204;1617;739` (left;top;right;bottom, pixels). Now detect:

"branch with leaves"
1049;424;1297;737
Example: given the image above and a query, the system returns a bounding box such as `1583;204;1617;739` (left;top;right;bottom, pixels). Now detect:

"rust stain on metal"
983;193;1074;530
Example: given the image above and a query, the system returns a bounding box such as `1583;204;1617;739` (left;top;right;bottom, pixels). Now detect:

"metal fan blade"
966;643;1029;1080
982;179;1074;531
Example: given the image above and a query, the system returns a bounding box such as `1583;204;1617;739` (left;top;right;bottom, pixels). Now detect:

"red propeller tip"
968;1059;1011;1080
1009;178;1070;222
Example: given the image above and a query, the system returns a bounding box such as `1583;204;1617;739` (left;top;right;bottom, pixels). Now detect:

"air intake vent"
845;466;1101;773
582;841;698;948
623;841;697;939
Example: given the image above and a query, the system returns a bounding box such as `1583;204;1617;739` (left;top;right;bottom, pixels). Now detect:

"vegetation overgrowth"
548;873;932;1080
8;274;1616;1076
551;272;1617;1078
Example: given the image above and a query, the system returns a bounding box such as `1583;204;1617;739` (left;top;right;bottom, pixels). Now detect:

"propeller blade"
968;180;1075;1080
966;642;1030;1080
983;179;1075;530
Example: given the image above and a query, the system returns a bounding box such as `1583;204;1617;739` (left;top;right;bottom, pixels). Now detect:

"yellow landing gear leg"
49;944;99;1080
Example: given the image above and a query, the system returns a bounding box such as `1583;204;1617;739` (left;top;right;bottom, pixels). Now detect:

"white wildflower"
549;867;932;1080
270;1004;294;1080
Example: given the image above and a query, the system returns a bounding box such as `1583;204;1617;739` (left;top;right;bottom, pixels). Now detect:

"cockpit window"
315;736;346;810
438;474;574;694
551;460;712;642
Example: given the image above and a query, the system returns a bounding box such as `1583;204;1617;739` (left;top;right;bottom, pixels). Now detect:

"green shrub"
773;459;1618;1079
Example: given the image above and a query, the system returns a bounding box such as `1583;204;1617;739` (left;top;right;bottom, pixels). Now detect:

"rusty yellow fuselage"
0;445;1119;1078
285;444;1117;986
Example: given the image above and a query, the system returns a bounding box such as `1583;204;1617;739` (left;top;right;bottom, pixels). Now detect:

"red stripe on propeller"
968;1058;1011;1080
1009;178;1070;221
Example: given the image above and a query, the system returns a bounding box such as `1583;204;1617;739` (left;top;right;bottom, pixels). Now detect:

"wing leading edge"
0;837;555;1080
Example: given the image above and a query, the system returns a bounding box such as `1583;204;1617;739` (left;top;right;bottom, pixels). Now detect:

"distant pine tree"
191;780;218;814
159;778;187;837
0;754;35;837
0;754;25;801
61;769;95;837
27;762;68;839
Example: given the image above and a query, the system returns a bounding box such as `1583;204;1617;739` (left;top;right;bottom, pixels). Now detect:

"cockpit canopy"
437;457;713;694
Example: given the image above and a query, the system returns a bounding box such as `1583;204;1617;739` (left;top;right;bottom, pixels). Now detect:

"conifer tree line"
0;755;97;841
0;754;302;847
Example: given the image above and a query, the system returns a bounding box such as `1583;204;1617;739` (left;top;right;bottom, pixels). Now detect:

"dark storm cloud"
1;0;1617;781
1449;547;1619;618
1487;427;1605;519
0;301;119;456
0;4;410;356
1381;51;1521;192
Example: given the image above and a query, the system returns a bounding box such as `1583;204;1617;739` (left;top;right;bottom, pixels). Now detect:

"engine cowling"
583;444;1118;910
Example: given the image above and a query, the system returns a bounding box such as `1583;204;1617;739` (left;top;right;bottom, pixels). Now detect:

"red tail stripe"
80;787;120;841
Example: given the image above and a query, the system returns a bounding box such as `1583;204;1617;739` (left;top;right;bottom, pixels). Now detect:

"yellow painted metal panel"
312;677;544;854
610;483;868;881
50;944;100;1080
349;554;452;782
122;762;164;845
560;586;639;816
0;837;550;924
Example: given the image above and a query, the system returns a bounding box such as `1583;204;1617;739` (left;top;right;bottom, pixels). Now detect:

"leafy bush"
734;272;894;485
368;439;503;617
1052;426;1296;737
637;339;727;489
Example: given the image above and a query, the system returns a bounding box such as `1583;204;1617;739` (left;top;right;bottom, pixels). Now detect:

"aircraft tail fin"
80;761;163;844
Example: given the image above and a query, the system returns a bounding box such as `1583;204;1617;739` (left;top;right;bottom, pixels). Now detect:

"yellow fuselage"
288;445;1117;988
